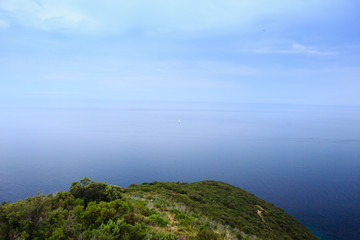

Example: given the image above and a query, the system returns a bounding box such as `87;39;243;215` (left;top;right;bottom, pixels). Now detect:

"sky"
0;0;360;106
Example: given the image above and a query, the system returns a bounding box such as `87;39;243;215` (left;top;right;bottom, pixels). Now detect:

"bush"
105;185;123;201
196;229;221;240
70;178;109;204
149;214;169;227
134;201;151;216
48;227;65;240
83;199;130;227
145;231;177;240
124;212;144;225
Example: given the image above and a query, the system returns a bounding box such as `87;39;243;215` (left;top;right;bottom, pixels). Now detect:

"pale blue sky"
1;0;359;105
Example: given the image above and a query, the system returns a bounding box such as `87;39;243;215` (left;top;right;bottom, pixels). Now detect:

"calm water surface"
0;102;359;240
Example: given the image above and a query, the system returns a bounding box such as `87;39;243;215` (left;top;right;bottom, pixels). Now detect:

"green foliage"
144;231;177;240
70;178;110;204
83;199;130;227
126;180;318;240
0;178;318;240
124;212;144;225
149;213;169;227
48;227;65;240
0;193;51;239
105;184;123;201
196;229;221;240
133;201;151;216
93;220;148;240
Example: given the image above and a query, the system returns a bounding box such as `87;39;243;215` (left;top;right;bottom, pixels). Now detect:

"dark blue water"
0;102;359;239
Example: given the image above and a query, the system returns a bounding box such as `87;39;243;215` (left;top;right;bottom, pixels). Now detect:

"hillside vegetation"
0;178;317;240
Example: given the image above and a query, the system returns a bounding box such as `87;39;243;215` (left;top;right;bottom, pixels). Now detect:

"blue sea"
0;102;359;239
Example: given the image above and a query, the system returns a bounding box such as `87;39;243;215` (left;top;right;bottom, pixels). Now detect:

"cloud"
252;42;335;56
0;0;330;34
0;19;9;28
0;0;92;31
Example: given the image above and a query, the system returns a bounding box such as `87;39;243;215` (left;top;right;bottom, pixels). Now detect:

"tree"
70;177;117;204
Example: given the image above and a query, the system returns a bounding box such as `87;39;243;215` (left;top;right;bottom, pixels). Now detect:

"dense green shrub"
149;213;169;227
196;229;221;240
83;199;130;227
144;231;177;240
0;178;317;240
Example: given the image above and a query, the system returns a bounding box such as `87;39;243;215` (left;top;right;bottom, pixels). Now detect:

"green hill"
0;178;317;240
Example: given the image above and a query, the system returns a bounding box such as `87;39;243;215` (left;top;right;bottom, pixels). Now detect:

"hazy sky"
1;0;359;106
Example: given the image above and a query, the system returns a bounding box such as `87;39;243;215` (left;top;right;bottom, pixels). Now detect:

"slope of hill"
0;178;317;240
